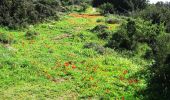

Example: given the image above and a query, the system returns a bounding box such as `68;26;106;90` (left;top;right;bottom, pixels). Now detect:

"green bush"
106;29;137;50
80;3;89;12
91;25;112;39
60;0;91;12
99;3;115;15
0;0;61;29
84;42;106;55
25;31;39;40
135;43;153;58
105;18;121;24
84;42;97;49
144;34;170;99
91;25;108;33
153;34;170;67
166;21;170;33
92;0;148;14
96;19;104;23
98;29;112;39
136;5;170;33
0;33;14;44
106;19;164;51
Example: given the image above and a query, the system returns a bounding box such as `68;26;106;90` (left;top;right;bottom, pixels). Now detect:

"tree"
92;0;148;13
137;4;170;33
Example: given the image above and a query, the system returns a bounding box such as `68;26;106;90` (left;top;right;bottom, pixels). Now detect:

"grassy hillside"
0;8;149;99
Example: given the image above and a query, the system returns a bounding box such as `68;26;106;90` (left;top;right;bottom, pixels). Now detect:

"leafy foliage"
99;3;115;15
143;34;170;99
92;0;148;13
91;25;108;33
84;42;106;54
104;16;170;99
0;33;14;44
91;25;112;39
105;18;121;24
0;0;60;29
106;19;164;51
60;0;90;12
136;5;170;33
25;30;39;40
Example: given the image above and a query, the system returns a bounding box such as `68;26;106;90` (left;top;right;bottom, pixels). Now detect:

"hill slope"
0;11;148;99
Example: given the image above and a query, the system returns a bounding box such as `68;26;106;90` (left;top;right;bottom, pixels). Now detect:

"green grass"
0;13;148;99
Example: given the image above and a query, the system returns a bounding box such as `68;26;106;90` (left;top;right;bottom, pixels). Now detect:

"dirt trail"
69;13;102;18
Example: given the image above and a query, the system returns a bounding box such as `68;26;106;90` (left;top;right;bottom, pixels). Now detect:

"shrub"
92;0;148;14
144;34;170;99
136;5;170;33
0;33;14;44
106;29;136;50
98;30;112;39
20;60;30;68
106;19;164;51
105;18;121;24
135;43;153;58
91;25;112;39
91;25;108;33
84;42;98;49
143;49;154;59
0;0;61;29
25;31;39;40
80;3;89;12
84;42;106;54
166;21;170;33
153;34;170;66
96;19;104;23
60;0;91;12
99;3;115;15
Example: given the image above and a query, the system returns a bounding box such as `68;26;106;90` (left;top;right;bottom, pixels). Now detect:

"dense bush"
106;29;136;50
106;19;164;51
106;18;170;99
0;33;14;44
96;18;104;23
105;18;121;24
91;25;108;33
166;22;170;33
143;34;170;99
25;31;39;40
136;5;170;33
91;25;112;39
92;0;148;13
60;0;90;12
99;3;115;15
0;0;61;29
84;42;106;54
61;0;91;6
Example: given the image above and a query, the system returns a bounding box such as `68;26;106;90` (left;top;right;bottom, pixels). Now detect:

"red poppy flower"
64;62;69;67
72;65;76;69
128;79;139;84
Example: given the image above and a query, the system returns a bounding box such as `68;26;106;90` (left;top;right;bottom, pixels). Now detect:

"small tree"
99;3;115;15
